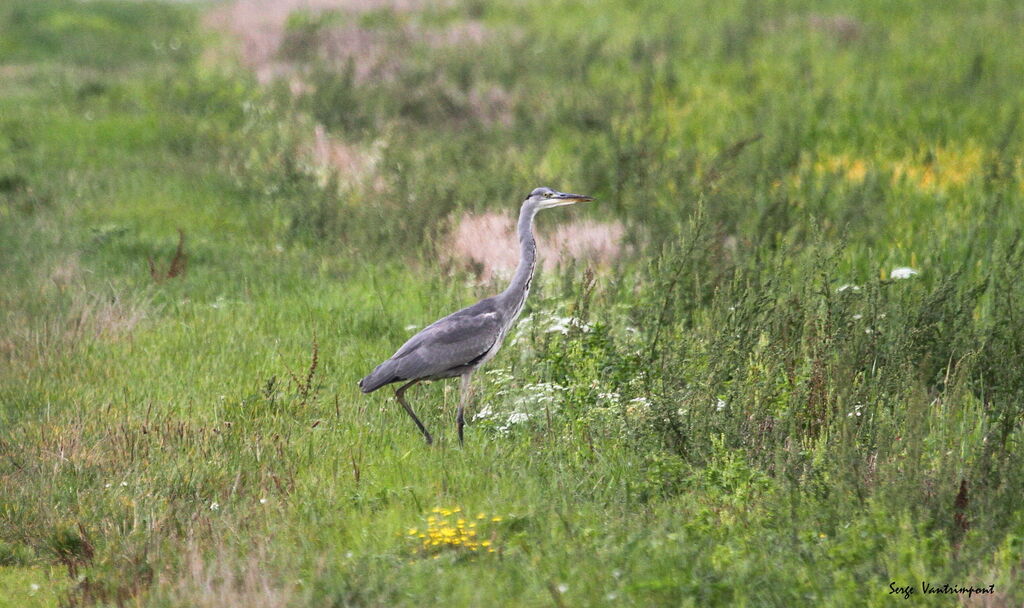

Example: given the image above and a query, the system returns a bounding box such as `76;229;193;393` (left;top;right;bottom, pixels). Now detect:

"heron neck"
500;201;539;315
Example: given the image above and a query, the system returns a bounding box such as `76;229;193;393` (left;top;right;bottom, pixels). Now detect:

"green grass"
2;0;1024;605
0;566;65;607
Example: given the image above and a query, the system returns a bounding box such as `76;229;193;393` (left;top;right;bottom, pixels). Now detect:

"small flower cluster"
512;312;591;347
472;377;565;434
890;266;919;280
406;507;500;557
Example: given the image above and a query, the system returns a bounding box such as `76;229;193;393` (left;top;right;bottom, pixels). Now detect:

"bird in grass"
359;187;595;445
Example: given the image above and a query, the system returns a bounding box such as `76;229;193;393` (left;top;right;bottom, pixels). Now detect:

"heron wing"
393;298;501;364
385;299;504;380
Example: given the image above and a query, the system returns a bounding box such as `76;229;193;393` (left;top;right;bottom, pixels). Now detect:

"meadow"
2;0;1024;605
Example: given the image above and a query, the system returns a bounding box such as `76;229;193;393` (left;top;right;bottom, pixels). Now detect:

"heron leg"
395;379;433;445
457;372;473;446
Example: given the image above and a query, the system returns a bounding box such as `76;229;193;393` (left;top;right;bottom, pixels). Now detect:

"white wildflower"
478;377;567;434
473;405;495;421
511;315;534;345
715;398;727;411
629;397;652;408
497;412;530;433
626;397;652;419
259;498;268;505
557;583;569;594
546;316;570;334
507;412;530;425
513;382;564;408
890;267;919;280
210;502;219;511
543;314;592;335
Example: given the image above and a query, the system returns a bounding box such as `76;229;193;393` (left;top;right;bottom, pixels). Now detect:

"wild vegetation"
2;0;1023;606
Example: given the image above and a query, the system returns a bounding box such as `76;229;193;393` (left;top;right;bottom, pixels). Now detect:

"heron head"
527;186;594;209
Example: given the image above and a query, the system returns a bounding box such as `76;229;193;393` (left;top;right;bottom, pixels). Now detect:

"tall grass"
1;0;1023;606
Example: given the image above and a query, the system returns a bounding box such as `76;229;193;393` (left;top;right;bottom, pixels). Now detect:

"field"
2;0;1024;605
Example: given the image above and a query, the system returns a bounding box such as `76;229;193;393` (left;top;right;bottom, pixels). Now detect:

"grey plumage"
359;186;595;444
358;297;503;393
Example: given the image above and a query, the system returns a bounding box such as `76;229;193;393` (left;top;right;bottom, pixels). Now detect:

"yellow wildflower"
407;507;502;558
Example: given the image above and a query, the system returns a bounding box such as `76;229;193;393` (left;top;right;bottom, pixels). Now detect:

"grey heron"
359;187;595;445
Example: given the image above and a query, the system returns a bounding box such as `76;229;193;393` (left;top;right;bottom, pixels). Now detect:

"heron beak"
552;191;595;205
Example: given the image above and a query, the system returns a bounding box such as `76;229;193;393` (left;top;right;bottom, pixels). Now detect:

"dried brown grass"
465;83;514;128
204;0;388;72
205;0;465;84
315;18;495;85
13;291;147;363
444;211;627;281
307;124;385;189
807;14;863;43
316;24;397;83
764;14;864;45
67;292;149;341
207;0;509;184
158;545;296;608
148;228;188;283
0;257;149;367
